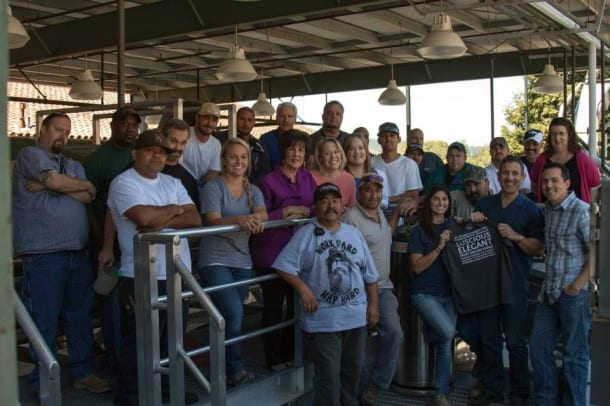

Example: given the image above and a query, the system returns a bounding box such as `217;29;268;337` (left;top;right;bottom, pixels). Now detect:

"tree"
500;75;565;154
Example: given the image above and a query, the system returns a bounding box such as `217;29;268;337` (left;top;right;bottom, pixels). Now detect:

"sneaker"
73;374;111;393
360;381;382;406
227;370;255;387
469;380;485;399
433;394;451;406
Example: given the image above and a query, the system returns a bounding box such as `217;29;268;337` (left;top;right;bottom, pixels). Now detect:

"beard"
51;140;65;154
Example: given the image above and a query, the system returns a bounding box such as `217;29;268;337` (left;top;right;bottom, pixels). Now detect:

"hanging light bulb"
417;13;467;60
216;28;257;82
533;64;563;94
252;71;274;116
69;69;103;100
8;5;30;49
378;57;407;106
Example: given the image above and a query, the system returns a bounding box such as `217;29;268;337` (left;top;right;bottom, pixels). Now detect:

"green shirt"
84;142;133;224
425;162;473;193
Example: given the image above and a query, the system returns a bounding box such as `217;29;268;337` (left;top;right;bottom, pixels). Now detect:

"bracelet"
435;246;442;253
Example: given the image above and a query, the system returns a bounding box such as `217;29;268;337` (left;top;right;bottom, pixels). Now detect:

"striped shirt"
541;192;590;304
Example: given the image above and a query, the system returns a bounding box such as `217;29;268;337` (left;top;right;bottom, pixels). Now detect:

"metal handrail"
13;289;61;406
135;217;313;406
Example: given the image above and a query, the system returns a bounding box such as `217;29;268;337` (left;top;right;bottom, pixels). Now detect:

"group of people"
11;96;599;406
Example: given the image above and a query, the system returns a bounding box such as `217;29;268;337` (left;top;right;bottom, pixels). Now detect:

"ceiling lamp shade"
252;92;275;116
69;69;103;100
378;80;407;105
533;64;563;94
417;13;467;60
215;46;258;82
8;6;30;49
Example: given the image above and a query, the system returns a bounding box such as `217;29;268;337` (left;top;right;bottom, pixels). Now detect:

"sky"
268;75;525;153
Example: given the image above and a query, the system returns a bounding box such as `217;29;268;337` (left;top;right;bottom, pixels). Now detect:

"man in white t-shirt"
107;130;201;405
484;137;531;194
371;122;422;205
181;102;222;186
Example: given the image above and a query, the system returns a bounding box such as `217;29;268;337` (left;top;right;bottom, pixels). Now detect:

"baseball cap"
314;182;342;202
523;129;543;144
490;137;508;148
448;141;466;154
133;130;172;152
378;122;400;136
463;166;487;183
112;107;141;123
198;102;221;118
359;172;384;188
407;143;423;153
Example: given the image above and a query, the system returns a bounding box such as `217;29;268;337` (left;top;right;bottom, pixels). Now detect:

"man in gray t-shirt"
274;183;379;405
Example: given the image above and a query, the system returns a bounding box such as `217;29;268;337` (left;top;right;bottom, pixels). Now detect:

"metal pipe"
602;42;607;164
589;41;599;161
13;290;61;406
141;218;313;243
178;346;211;393
490;57;495;139
563;48;567;118
572;46;576;120
174;257;225;329
117;0;125;106
8;96;95;106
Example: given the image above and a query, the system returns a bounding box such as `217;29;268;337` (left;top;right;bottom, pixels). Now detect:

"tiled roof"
7;81;119;141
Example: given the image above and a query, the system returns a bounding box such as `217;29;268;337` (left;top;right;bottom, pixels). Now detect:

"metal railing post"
135;237;162;406
12;290;61;406
166;237;185;405
210;300;227;406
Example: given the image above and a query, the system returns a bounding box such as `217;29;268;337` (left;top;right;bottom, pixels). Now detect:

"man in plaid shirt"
530;162;592;406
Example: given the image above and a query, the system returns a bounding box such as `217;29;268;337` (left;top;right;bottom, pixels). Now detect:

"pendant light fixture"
69;55;103;100
417;13;467;60
378;55;407;106
8;5;30;49
533;51;563;94
216;28;258;82
252;70;274;116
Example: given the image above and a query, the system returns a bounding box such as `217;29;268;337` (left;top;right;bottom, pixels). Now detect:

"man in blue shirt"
13;112;110;394
530;162;591;406
260;102;298;169
470;156;544;406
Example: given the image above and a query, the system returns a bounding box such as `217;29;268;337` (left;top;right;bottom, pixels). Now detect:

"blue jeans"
502;290;530;399
411;294;457;395
365;289;403;389
199;265;251;377
306;326;367;406
21;250;95;385
530;290;591;406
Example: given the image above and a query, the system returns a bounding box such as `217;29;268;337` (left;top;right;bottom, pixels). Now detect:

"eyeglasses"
41;112;69;127
361;174;384;184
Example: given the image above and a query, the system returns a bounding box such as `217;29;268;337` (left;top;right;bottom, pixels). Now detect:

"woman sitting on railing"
198;137;268;387
251;129;317;371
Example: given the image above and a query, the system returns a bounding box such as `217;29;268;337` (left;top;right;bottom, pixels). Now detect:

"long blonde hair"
314;137;347;171
221;137;254;211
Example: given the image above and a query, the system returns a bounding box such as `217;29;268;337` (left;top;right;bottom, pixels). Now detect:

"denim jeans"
502;290;530;399
21;250;95;385
411;294;457;395
306;326;367;406
199;265;251;377
365;289;403;389
530;290;591;406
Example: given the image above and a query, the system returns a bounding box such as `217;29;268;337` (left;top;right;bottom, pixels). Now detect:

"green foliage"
424;140;448;160
501;75;564;155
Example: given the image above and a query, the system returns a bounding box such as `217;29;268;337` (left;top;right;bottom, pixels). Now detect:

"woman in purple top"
251;129;317;370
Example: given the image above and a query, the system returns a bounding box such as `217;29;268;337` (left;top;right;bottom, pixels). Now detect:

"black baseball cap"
314;183;342;202
112;107;142;123
133;130;172;153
